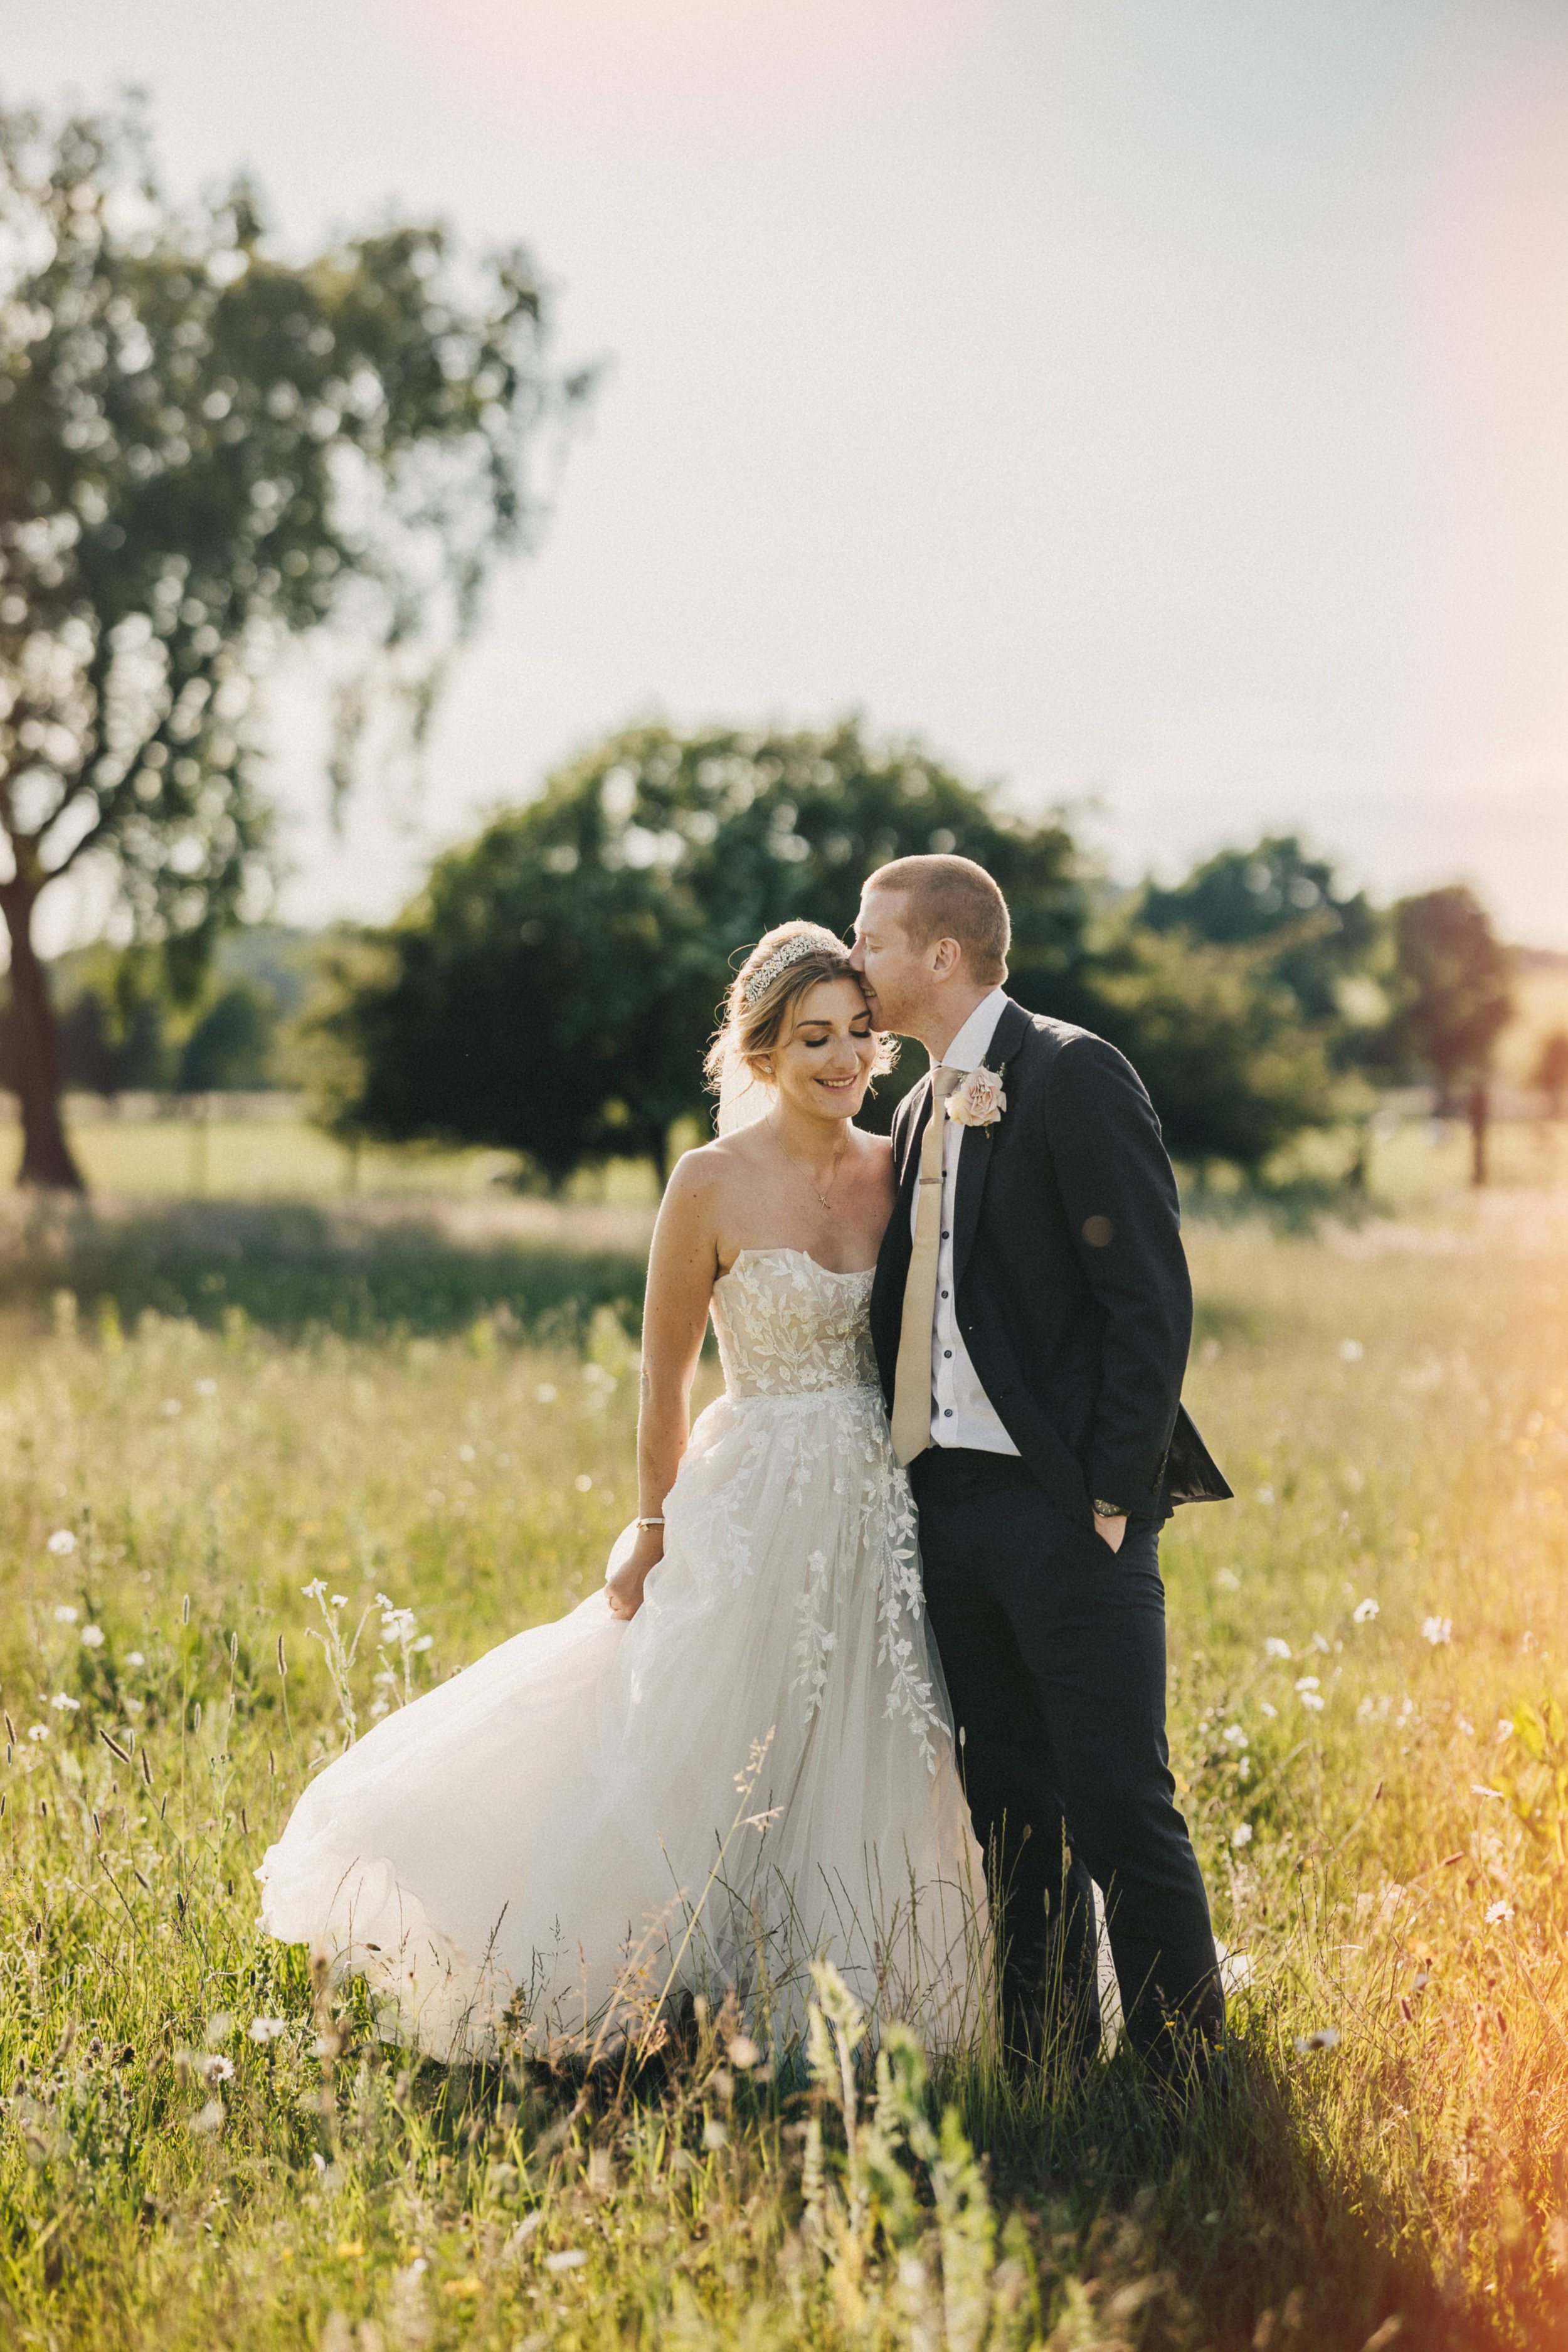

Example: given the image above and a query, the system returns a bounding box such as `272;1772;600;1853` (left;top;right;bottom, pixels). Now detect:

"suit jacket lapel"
895;1073;933;1224
951;999;1030;1293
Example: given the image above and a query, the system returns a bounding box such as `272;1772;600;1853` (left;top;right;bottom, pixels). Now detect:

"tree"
305;719;1088;1182
1086;924;1339;1177
1384;886;1513;1184
0;98;587;1186
1532;1030;1568;1121
1140;834;1381;1042
176;981;273;1091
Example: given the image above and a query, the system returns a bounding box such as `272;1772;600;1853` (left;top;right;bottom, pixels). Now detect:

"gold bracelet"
635;1515;665;1530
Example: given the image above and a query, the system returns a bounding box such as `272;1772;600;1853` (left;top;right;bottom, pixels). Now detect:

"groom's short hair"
867;855;1010;984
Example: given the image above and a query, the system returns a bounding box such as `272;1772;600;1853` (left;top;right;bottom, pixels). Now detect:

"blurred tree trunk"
1468;1081;1489;1188
0;881;84;1190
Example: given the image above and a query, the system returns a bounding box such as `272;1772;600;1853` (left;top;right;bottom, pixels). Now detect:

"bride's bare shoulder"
661;1132;764;1212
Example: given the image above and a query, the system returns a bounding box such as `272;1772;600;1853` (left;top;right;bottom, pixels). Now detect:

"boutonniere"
946;1064;1007;1130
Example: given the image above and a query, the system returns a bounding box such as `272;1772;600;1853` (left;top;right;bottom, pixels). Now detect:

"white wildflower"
1496;1719;1513;1740
53;1603;79;1623
544;2249;588;2273
1222;1724;1249;1747
189;2099;223;2134
1218;1942;1253;1991
199;2053;235;2084
1264;1637;1291;1660
47;1531;77;1557
28;1724;49;1742
248;2016;287;2044
1422;1616;1453;1646
194;1378;216;1396
1485;1900;1515;1926
329;1594;347;1610
1295;1675;1321;1692
1232;1822;1254;1848
1353;1597;1379;1624
1295;2026;1340;2054
127;1651;146;1668
50;1693;81;1713
1260;1700;1278;1719
80;1625;105;1650
205;2013;233;2045
412;1634;433;1653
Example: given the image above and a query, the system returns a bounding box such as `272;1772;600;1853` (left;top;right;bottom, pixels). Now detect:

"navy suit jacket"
869;998;1231;1527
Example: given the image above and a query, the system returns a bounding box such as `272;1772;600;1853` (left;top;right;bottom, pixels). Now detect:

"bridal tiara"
741;930;844;1007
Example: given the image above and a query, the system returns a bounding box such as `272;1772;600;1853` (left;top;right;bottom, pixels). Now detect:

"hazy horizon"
8;0;1567;947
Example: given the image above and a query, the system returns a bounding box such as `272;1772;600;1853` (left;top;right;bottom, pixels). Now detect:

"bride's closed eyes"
795;1019;874;1047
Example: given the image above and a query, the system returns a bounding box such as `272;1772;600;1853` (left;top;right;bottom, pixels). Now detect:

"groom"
853;854;1232;2085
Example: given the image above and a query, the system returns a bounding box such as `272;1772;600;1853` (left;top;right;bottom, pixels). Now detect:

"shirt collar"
940;986;1010;1074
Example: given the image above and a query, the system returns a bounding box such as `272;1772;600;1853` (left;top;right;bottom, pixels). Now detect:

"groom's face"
849;887;931;1035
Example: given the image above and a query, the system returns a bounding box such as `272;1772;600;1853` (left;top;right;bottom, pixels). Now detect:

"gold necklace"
770;1120;849;1213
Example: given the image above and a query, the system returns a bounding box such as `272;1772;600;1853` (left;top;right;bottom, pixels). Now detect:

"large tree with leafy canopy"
305;719;1089;1185
1139;834;1381;1041
1382;884;1513;1182
0;97;589;1186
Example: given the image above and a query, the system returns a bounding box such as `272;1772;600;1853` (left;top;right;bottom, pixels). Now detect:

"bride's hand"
606;1528;664;1620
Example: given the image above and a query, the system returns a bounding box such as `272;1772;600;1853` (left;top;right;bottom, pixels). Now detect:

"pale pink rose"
947;1066;1007;1128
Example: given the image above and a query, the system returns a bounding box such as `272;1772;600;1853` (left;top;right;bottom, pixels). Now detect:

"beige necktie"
891;1067;961;1465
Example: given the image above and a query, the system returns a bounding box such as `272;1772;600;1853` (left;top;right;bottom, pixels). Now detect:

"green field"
16;1098;1568;1218
2;1179;1567;2349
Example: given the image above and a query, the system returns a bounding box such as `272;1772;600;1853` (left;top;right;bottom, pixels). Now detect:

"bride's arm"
606;1152;722;1620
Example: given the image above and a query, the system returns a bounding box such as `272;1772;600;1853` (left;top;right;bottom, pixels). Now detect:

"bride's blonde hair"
704;921;898;1104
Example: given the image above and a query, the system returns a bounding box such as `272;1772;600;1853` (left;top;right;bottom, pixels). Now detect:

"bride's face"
765;977;879;1123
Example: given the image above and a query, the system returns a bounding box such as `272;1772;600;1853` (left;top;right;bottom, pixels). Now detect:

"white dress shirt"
909;986;1019;1454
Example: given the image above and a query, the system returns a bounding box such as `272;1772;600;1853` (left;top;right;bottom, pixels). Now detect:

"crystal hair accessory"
741;930;840;1007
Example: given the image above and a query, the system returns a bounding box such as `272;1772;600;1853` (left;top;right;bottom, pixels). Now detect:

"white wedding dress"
257;1249;985;2061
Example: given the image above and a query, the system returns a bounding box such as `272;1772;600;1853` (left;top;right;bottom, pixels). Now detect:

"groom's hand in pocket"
1093;1514;1128;1554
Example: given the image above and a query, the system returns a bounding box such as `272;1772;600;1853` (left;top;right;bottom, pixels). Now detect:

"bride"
257;923;985;2060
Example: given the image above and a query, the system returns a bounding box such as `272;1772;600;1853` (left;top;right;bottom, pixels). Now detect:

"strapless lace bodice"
711;1249;881;1399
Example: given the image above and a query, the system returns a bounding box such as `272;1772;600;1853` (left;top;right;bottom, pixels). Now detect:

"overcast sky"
10;0;1568;944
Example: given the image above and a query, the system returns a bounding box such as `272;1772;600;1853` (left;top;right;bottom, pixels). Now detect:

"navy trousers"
910;1446;1224;2077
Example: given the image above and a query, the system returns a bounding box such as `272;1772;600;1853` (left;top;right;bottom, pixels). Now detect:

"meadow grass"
1;1188;1567;2348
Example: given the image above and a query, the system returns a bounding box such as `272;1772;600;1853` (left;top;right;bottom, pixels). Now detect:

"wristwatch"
1091;1498;1126;1520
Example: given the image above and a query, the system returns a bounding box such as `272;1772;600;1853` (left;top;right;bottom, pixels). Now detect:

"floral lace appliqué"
705;1250;945;1771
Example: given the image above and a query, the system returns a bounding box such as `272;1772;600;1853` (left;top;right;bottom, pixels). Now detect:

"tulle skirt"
256;1382;987;2060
